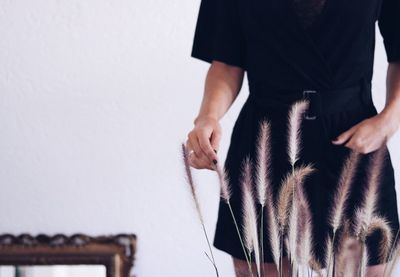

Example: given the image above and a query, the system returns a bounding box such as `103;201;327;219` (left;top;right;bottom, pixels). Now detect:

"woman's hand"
331;112;399;154
185;115;221;170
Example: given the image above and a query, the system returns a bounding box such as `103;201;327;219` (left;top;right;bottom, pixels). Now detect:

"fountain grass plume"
329;150;361;232
265;195;281;272
287;99;309;167
294;165;315;267
327;150;361;273
241;156;261;276
181;143;219;277
255;119;273;274
354;146;387;238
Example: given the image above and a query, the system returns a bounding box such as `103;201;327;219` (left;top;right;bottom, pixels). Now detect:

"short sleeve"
190;0;247;69
378;0;400;62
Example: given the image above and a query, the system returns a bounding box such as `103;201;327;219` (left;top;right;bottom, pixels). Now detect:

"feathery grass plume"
329;150;361;232
241;156;261;277
354;146;387;238
255;120;273;206
214;162;252;272
215;162;232;203
287;194;299;271
277;171;295;234
278;164;314;233
276;169;296;276
287;99;309;167
292;165;315;276
352;146;387;274
276;165;314;275
255;119;273;274
327;150;361;273
254;121;271;219
265;200;281;272
295;169;314;267
182;143;204;224
181;143;219;277
366;215;393;262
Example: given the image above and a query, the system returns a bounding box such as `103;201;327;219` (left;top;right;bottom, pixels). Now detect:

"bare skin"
233;257;290;277
185;61;400;276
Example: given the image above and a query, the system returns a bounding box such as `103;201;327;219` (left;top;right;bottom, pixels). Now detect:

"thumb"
332;127;356;144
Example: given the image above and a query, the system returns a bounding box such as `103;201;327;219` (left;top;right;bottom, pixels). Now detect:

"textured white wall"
0;1;398;277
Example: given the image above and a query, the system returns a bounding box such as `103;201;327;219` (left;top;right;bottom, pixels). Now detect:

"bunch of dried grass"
181;99;398;277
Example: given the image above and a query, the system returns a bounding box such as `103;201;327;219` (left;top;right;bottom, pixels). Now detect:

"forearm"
194;61;245;124
380;62;400;134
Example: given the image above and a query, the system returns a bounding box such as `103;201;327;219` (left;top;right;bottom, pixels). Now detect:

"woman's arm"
186;61;245;170
332;63;400;153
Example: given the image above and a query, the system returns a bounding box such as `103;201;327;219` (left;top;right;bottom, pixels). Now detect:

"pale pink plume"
329;150;361;232
287;195;299;270
181;143;220;276
287;99;309;167
354;146;387;239
215;163;232;203
255;120;273;206
265;200;281;269
367;215;393;262
241;157;261;276
277;164;314;233
295;171;314;267
181;143;204;224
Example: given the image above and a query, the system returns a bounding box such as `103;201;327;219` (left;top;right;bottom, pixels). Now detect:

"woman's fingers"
188;131;205;158
186;116;222;170
186;135;214;169
332;124;358;145
198;130;219;164
210;126;222;155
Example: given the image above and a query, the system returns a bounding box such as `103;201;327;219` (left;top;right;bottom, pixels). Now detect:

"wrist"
379;107;400;135
193;114;219;125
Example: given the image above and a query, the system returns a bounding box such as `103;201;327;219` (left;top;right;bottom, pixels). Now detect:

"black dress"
190;0;400;267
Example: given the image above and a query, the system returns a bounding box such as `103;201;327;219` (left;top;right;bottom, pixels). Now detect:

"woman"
185;0;400;275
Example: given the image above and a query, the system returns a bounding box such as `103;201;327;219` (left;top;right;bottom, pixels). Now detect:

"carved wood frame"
0;233;136;277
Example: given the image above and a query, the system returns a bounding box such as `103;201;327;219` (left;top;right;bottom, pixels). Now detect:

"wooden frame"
0;233;136;277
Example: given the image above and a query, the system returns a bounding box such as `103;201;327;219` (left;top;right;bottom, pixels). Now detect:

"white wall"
0;1;398;277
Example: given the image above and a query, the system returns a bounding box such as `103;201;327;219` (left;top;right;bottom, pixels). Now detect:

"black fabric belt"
247;78;373;120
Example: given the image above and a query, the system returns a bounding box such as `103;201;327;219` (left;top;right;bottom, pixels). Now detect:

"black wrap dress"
190;0;400;267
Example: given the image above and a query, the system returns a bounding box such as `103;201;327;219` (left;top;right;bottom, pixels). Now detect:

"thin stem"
280;235;283;277
260;206;265;277
201;223;219;277
204;251;219;277
358;242;366;277
227;201;253;275
327;231;336;277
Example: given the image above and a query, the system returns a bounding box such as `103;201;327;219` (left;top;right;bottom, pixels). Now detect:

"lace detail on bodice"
292;0;327;29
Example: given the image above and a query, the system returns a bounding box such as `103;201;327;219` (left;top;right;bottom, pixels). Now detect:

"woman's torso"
238;0;382;91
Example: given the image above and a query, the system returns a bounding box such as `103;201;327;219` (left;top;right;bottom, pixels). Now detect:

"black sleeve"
190;0;247;69
378;0;400;62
